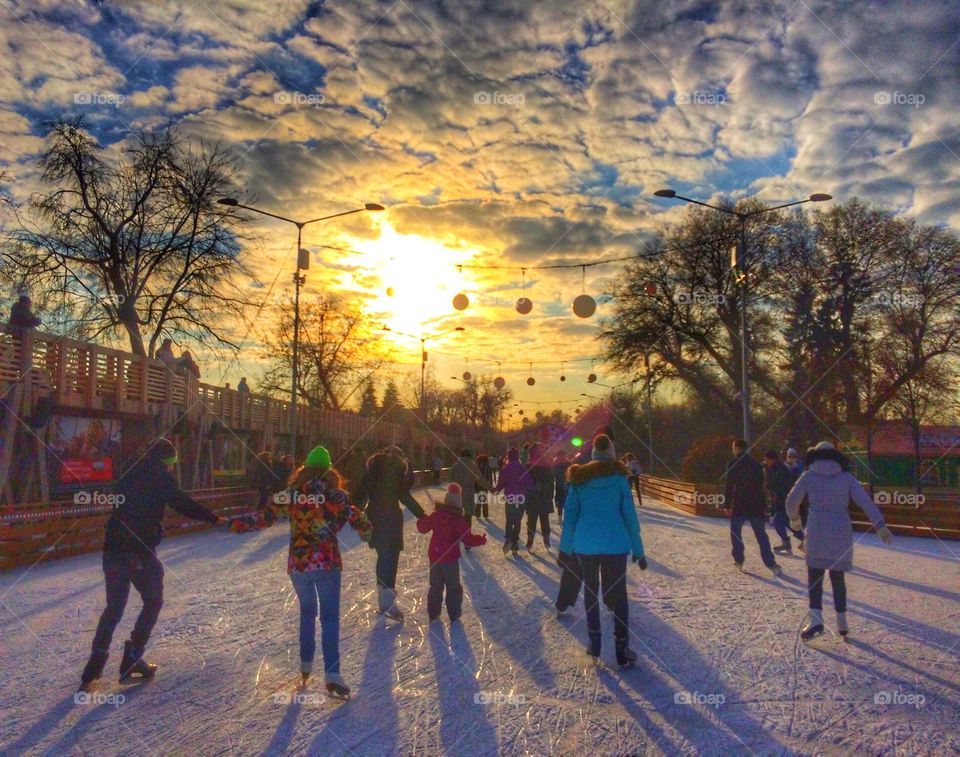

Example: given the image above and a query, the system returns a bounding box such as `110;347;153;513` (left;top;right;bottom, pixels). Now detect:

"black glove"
634;555;647;570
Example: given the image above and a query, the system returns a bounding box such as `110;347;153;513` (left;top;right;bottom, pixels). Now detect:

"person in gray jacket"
450;449;491;537
785;442;893;641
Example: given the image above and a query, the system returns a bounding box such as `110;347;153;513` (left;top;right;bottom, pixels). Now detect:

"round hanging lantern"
453;293;469;310
573;294;596;318
587;373;597;383
494;376;506;390
462;371;472;381
560;375;566;382
644;282;656;296
526;376;535;386
518;409;524;415
516;297;533;315
386;287;394;296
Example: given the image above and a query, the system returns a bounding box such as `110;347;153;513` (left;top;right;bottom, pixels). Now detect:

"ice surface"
1;488;958;756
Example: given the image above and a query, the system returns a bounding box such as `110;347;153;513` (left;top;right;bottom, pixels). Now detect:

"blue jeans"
772;509;804;545
730;515;777;568
289;569;342;674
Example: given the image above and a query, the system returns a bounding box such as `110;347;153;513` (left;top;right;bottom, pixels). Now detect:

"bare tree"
258;294;389;410
9;119;250;356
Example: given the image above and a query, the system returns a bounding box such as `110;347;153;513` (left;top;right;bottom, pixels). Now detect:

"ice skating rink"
1;487;958;756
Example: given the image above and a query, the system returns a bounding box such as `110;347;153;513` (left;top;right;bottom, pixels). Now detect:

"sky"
2;0;959;417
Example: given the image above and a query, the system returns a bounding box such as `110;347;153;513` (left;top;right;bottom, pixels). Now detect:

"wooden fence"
641;474;960;540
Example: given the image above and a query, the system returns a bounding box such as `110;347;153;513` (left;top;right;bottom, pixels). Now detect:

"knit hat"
443;483;462;508
147;438;178;465
787;448;798;457
591;434;616;461
304;445;332;470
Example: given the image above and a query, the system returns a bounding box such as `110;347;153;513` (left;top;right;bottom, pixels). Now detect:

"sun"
351;224;479;336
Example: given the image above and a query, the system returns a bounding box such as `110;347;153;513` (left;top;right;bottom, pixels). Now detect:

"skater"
353;445;426;620
283;446;372;698
524;443;554;553
785;442;893;641
431;454;443;484
552;452;570;522
6;293;41;337
489;453;500;486
723;439;783;577
559;434;646;667
417;483;487;622
450;449;491;535
764;450;803;554
79;438;221;691
247;450;277;511
624;452;643;506
493;447;532;556
784;447;807;545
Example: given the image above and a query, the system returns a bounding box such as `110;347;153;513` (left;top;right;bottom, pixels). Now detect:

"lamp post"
653;189;832;443
219;198;384;462
380;325;465;423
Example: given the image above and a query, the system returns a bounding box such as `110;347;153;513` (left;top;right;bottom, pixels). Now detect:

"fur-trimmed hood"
804;446;850;472
567;459;628;485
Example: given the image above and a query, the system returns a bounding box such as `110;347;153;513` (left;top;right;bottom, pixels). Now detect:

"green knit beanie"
304;445;332;470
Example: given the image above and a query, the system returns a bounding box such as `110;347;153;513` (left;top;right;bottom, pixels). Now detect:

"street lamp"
219;198;384;462
653;188;832;442
380;325;465;422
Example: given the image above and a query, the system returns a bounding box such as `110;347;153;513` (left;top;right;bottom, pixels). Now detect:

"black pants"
476;492;489;518
375;547;400;590
505;506;523;549
554;484;566;520
555;551;583;610
808;567;847;612
580;554;629;638
91;552;165;655
432;470;441;484
525;508;551;548
628;476;643;506
428;562;463;620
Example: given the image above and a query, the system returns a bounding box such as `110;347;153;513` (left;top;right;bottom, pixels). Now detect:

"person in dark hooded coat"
352;445;426;620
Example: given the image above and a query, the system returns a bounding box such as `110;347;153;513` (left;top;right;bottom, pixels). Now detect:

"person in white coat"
785;442;893;640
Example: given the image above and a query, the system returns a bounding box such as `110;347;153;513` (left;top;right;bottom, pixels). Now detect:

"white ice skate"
836;611;849;638
801;609;825;642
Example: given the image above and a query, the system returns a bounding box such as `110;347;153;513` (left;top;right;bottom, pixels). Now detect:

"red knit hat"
443;483;462;508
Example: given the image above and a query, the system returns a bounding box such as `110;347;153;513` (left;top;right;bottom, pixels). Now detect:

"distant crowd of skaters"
78;427;894;699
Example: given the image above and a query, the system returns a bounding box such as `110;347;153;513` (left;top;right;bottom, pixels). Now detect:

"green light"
571;436;583;447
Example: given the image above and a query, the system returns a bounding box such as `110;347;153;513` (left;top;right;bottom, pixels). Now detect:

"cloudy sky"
2;0;959;413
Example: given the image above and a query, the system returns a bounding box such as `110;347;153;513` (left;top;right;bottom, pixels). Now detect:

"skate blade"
325;684;351;701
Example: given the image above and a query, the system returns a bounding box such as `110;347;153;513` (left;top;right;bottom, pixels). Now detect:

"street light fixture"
218;198;384;462
380;325;465;422
653;188;832;442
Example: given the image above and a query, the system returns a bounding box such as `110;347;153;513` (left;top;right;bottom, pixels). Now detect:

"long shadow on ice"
3;693;76;754
259;698;302;757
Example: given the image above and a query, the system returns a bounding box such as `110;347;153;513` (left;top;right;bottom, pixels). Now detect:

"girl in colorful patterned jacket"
235;444;371;700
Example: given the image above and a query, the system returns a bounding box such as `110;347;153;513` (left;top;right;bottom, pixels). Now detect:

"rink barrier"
641;475;960;540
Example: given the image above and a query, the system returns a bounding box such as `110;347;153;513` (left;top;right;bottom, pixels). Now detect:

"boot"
79;647;109;691
836;611;849;637
615;635;637;668
585;630;601;659
502;541;511;555
119;641;157;683
325;672;351;700
773;542;792;554
800;609;825;641
300;659;313;684
381;588;404;622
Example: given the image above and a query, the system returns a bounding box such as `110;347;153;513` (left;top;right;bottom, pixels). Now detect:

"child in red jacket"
416;483;487;622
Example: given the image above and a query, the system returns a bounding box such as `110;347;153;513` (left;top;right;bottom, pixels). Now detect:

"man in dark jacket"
80;438;221;691
352;446;425;620
723;439;781;576
7;294;41;337
764;449;804;554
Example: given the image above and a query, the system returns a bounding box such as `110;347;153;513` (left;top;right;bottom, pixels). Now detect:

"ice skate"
615;635;637;668
801;609;825;642
769;563;784;578
773;542;792;554
836;611;849;638
585;631;601;660
118;641;157;683
325;672;351;701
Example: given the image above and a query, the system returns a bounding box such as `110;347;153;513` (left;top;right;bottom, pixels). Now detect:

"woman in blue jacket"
559;434;646;667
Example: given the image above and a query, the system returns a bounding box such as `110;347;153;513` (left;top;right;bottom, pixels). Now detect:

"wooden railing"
642;474;960;540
